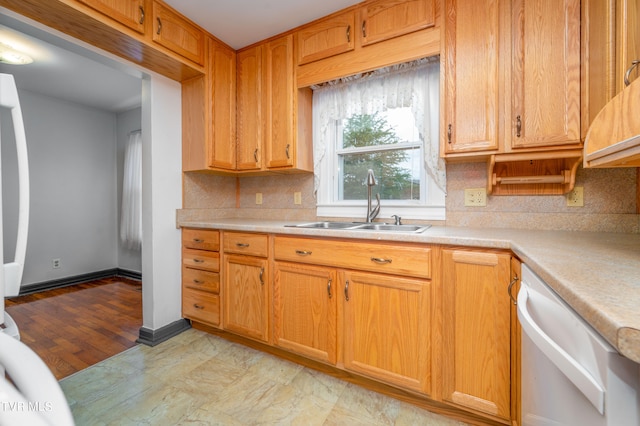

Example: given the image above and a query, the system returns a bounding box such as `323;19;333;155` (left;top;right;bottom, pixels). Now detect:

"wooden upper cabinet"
296;11;355;65
77;0;147;33
615;0;640;92
442;249;513;422
236;45;264;171
443;0;503;154
359;0;436;47
151;1;204;65
209;39;236;170
265;35;295;169
510;0;581;149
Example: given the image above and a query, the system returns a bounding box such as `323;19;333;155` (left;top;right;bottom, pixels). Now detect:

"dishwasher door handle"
517;286;605;414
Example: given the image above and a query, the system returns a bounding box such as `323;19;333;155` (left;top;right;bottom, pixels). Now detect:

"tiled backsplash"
182;164;639;233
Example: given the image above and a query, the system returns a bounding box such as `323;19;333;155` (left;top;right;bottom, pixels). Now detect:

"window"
312;58;445;220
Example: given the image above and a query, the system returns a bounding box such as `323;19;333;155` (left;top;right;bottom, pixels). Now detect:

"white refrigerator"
0;73;74;426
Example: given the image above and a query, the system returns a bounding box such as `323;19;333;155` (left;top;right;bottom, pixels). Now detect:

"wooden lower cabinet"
342;270;432;395
223;254;269;343
273;262;337;364
441;248;514;423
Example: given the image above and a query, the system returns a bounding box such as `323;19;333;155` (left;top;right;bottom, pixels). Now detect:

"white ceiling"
0;1;361;113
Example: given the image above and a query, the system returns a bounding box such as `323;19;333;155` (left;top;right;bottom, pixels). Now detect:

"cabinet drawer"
274;236;431;279
183;267;220;293
183;228;220;251
183;289;220;326
223;232;268;257
183;248;220;271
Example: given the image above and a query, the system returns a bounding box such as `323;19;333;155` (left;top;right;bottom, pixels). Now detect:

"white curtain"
120;130;142;250
312;56;446;194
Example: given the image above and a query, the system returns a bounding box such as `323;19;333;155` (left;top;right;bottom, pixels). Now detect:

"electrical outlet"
566;186;584;207
52;258;61;269
464;188;487;207
294;192;302;205
255;193;262;205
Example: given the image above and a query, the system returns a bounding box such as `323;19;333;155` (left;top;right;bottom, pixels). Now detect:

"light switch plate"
294;192;302;205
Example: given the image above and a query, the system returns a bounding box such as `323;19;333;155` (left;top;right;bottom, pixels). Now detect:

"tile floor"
60;328;470;425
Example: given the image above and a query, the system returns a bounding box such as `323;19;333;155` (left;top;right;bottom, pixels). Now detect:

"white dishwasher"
518;265;640;426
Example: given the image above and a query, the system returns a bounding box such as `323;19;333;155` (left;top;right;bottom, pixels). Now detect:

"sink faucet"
366;169;381;223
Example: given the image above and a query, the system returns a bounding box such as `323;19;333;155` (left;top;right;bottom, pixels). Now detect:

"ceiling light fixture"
0;43;33;65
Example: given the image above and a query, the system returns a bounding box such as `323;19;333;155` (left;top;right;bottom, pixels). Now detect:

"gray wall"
2;90;141;286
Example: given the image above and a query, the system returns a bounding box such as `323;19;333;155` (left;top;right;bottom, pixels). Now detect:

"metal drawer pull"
447;124;452;143
346;25;351;42
193;279;204;285
508;274;519;305
138;6;145;24
344;280;349;301
156;18;162;35
194;304;204;310
516;115;522;137
253;148;259;162
193;238;204;243
624;60;640;86
236;243;250;248
259;267;265;285
327;279;332;298
193;259;205;263
286;144;290;159
295;250;312;256
362;20;367;38
370;257;392;264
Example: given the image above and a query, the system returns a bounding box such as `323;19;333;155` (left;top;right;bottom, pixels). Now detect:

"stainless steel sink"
351;223;431;233
286;222;431;233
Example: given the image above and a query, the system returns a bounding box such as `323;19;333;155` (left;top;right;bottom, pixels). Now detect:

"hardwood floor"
5;277;142;380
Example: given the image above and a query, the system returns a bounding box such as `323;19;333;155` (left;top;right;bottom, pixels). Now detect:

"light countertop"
177;217;640;364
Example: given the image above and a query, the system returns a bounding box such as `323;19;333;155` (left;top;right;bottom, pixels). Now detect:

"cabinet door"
342;271;431;395
265;35;295;169
296;11;356;65
236;46;263;171
209;39;237;170
443;0;504;154
359;0;435;47
442;249;512;422
152;1;204;65
273;262;337;364
511;0;581;148
223;255;269;342
616;0;640;91
78;0;146;33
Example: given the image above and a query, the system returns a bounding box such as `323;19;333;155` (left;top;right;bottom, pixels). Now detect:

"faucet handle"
391;215;402;225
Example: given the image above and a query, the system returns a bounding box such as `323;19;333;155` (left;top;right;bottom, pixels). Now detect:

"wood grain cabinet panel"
236;45;264;171
273;262;338;364
183;228;220;251
151;1;204;65
223;254;269;342
77;0;146;33
342;270;431;395
183;289;220;326
223;232;268;257
296;11;356;65
208;40;237;170
359;0;436;47
442;249;513;422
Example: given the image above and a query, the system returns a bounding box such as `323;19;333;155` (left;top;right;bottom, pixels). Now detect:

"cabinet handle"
362;20;367;38
295;250;312;256
327;279;332;298
259;267;264;285
516;115;522;138
253;148;259;163
370;257;392;264
344;280;349;301
156;17;162;35
624;60;640;87
236;243;250;248
194;304;204;310
447;124;452;144
192;258;205;263
138;6;145;25
285;144;290;159
508;274;519;305
193;238;204;243
193;279;204;285
346;25;351;43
